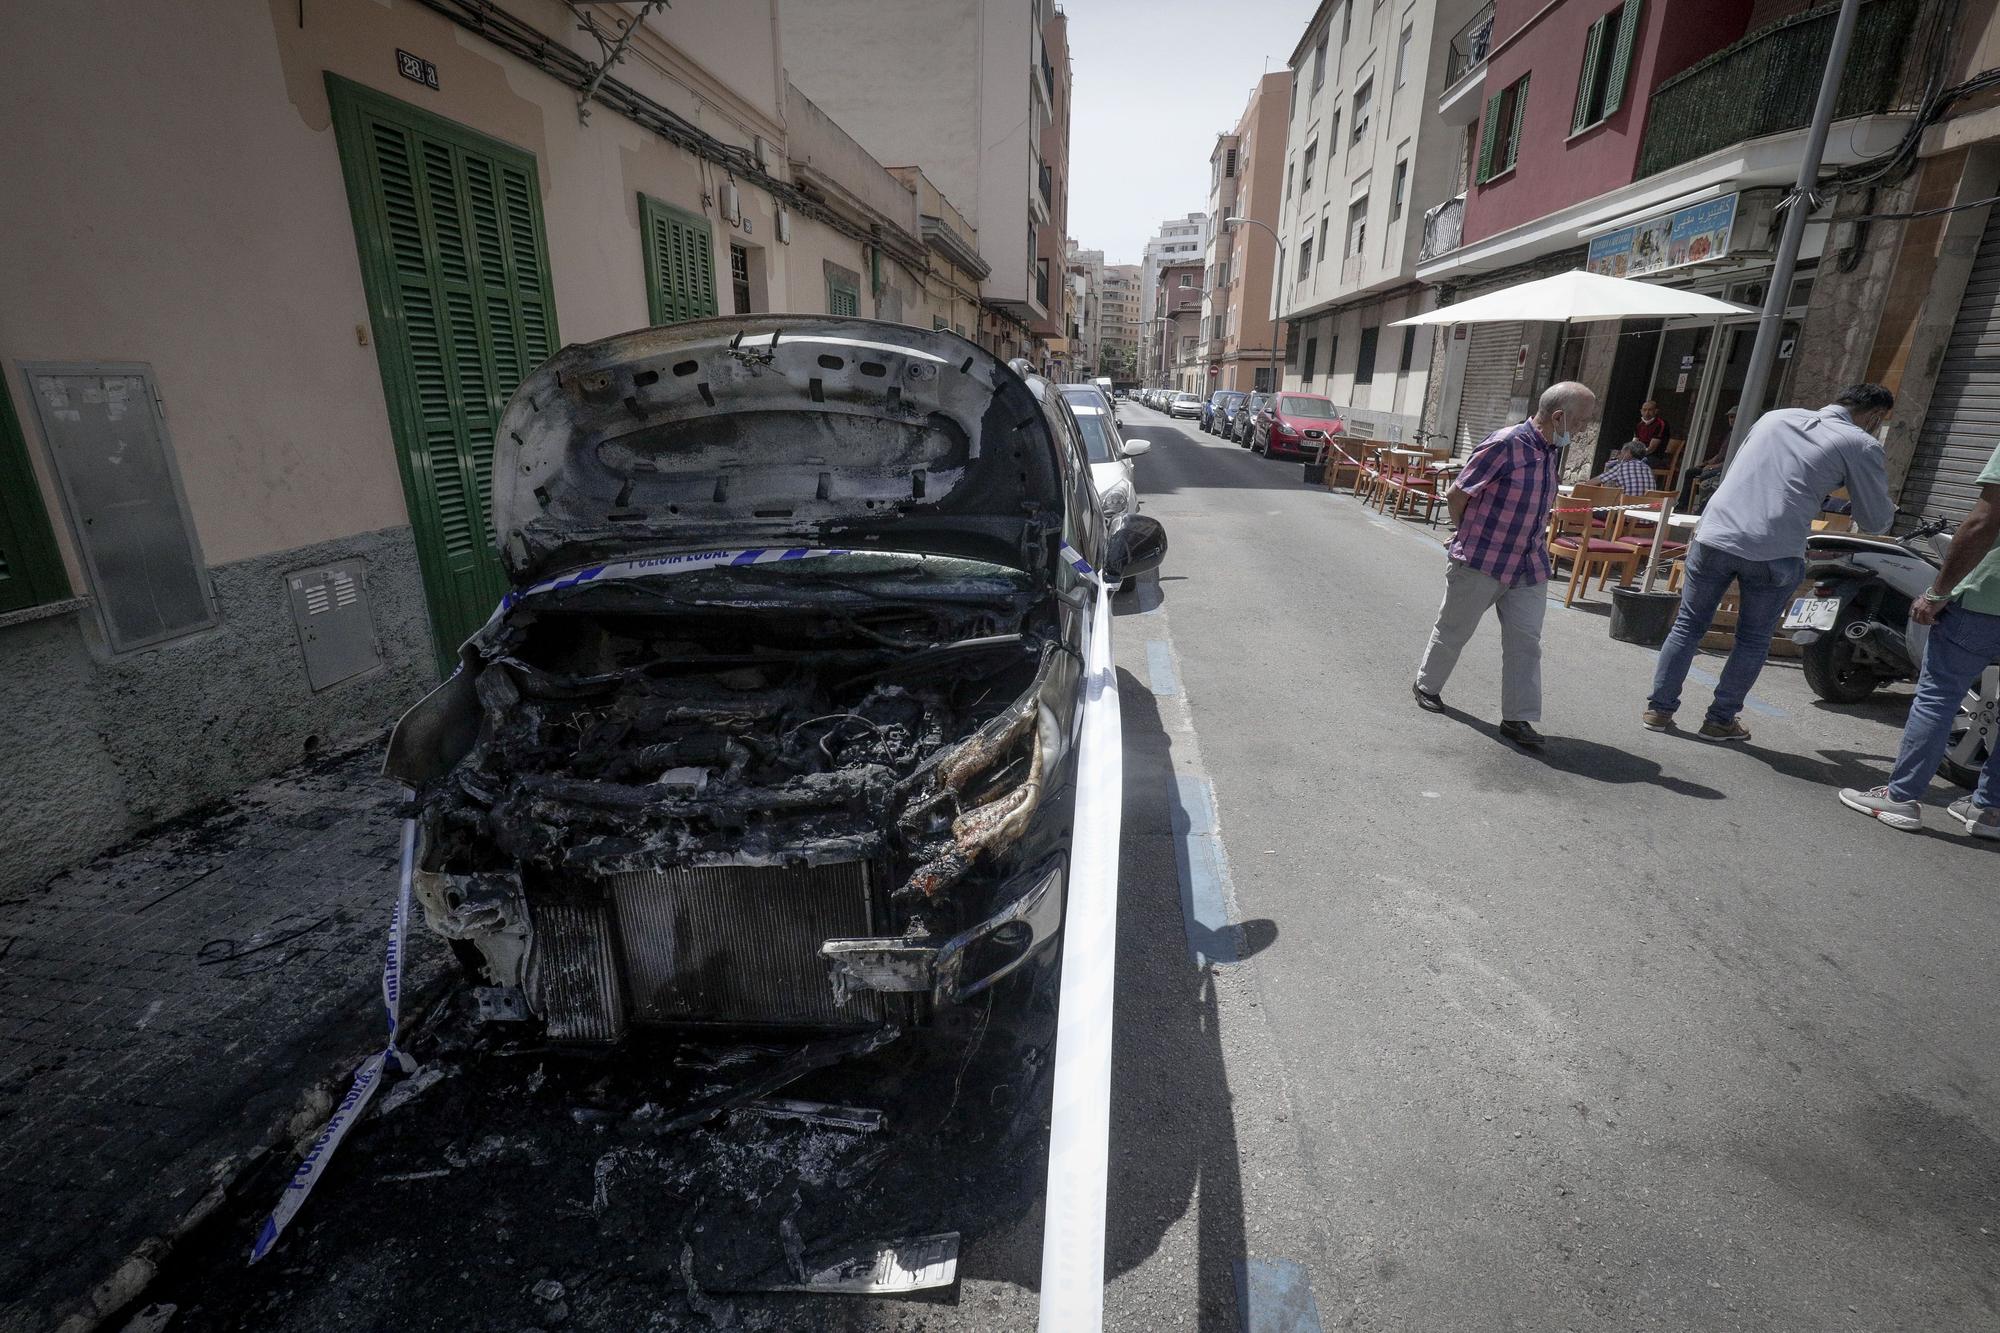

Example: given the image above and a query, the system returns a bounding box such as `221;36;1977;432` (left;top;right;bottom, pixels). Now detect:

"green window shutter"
1477;90;1503;182
0;373;70;614
828;279;859;317
1573;16;1608;133
1603;0;1642;117
639;194;718;327
1506;75;1531;171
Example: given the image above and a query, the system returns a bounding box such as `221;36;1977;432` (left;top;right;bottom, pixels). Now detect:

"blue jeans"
1887;604;2000;807
1649;541;1806;724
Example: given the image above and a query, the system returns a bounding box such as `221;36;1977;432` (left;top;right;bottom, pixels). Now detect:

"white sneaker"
1838;785;1923;831
1947;796;2000;840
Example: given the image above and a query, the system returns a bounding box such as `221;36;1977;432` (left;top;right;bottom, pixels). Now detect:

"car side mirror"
1121;437;1152;458
1106;514;1167;581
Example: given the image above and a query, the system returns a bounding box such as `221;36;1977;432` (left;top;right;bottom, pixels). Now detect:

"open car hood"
491;317;1067;584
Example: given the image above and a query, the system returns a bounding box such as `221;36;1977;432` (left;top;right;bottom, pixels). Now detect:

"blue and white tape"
249;813;419;1262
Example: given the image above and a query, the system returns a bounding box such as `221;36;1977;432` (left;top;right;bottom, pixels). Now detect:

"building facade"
1273;0;1486;433
1204;72;1291;394
1099;264;1144;382
782;0;1071;368
1156;260;1208;391
1413;0;1968;489
1067;241;1105;377
0;0;988;891
1140;212;1213;376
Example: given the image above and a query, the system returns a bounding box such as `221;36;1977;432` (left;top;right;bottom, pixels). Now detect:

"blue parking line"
1684;664;1786;718
1147;640;1181;697
1234;1257;1327;1333
1169;775;1237;966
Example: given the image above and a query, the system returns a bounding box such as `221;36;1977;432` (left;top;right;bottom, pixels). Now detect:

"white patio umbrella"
1391;268;1749;598
1389;269;1750;326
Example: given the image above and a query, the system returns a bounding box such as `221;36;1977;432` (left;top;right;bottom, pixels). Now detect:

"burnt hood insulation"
491;317;1067;585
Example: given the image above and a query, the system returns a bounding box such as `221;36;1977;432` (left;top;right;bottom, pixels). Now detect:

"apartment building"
1203;71;1291;394
782;0;1072;367
1067;241;1105;376
1099;264;1144;381
1156;259;1207;391
0;0;990;892
1413;0;1987;501
1140;212;1213;374
1272;0;1486;431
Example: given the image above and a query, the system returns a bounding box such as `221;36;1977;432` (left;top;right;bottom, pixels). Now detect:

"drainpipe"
1720;0;1863;472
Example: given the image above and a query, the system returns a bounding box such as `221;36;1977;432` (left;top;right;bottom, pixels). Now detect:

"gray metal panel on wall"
20;363;215;652
286;560;383;690
1907;207;2000;524
1456;320;1524;453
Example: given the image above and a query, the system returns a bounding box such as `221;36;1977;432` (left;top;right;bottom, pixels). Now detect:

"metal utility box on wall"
22;363;216;652
286;561;382;690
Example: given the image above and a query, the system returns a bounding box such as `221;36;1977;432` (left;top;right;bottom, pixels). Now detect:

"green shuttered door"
328;75;557;665
640;195;717;326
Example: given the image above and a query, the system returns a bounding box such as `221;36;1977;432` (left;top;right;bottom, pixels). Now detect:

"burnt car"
384;317;1165;1044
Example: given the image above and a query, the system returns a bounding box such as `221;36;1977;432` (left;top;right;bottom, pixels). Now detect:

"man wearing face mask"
1414;381;1598;749
1644;384;1897;740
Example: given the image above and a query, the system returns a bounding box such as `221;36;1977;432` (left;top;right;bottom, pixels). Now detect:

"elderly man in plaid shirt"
1414;382;1599;749
1596;440;1658;496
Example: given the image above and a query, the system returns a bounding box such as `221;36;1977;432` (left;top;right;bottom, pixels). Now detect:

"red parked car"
1252;393;1343;459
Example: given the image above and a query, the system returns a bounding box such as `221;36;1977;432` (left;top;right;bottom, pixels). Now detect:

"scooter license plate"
1783;596;1841;631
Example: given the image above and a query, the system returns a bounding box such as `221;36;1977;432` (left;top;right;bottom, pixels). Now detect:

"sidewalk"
0;737;443;1333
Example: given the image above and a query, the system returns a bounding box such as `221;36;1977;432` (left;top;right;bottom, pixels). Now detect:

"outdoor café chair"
1548;484;1641;606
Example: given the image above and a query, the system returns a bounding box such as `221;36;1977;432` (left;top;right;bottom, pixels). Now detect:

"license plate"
1782;596;1840;631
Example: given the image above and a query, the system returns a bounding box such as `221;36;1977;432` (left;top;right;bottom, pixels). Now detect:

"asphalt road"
134;405;1998;1332
1105;401;2000;1332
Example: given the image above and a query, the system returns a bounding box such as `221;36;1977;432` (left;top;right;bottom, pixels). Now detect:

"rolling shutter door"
330;77;558;664
1908;207;2000;524
1455;320;1523;453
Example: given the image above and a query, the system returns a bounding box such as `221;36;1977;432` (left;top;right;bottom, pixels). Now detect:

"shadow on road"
1105;666;1250;1328
1440;705;1727;799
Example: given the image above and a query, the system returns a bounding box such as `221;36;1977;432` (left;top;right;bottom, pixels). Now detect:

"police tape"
249;814;418;1262
1038;545;1119;1333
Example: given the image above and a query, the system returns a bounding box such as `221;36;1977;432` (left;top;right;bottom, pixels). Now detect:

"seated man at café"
1681;405;1737;509
1595;440;1659;497
1636;400;1671;462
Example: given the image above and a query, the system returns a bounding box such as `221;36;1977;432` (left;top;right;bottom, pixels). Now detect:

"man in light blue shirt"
1645;384;1897;740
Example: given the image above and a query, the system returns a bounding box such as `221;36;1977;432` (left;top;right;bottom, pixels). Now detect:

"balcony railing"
1638;0;1920;179
1419;194;1464;263
1035;262;1051;309
1444;4;1495;87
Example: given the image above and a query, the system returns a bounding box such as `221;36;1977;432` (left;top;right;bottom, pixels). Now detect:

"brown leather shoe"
1698;717;1751;743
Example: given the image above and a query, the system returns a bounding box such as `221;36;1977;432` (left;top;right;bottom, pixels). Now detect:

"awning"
1391;269;1750;326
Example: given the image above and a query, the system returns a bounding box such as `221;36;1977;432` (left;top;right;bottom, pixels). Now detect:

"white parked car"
1168;391;1203;419
1058;384;1150;537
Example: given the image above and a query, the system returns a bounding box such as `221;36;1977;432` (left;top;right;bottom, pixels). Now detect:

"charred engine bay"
420;578;1068;936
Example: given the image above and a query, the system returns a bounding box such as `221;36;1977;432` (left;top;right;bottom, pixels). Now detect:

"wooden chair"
1323;437;1369;493
1352;443;1388;502
1548;485;1641;606
1383;451;1444;522
1651;437;1685;489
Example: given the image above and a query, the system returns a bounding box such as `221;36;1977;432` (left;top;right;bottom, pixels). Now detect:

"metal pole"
1721;0;1862;472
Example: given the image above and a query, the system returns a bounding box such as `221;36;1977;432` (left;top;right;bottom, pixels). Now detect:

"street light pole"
1224;216;1283;396
1722;0;1862;471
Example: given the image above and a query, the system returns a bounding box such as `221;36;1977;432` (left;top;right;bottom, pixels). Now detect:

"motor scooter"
1785;515;1998;787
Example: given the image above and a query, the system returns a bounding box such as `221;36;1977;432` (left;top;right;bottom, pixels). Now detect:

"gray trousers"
1416;560;1547;723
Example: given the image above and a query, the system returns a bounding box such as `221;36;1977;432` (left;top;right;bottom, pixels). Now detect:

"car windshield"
1279;396;1337;419
1175;393;1199;402
1070;411;1118;463
1059;385;1109;414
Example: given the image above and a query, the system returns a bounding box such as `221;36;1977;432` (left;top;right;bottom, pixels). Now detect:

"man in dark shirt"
1635;400;1670;462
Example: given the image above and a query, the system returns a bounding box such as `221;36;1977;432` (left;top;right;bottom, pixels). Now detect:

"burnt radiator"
527;897;628;1044
607;862;885;1028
